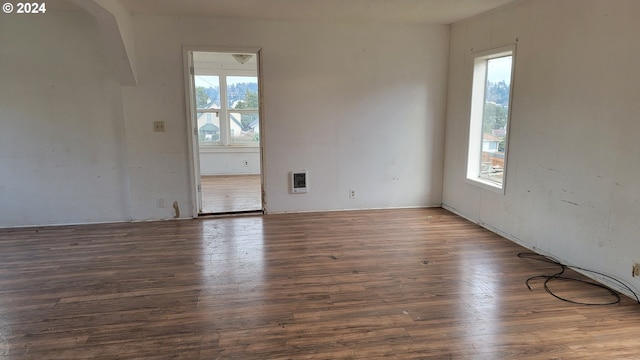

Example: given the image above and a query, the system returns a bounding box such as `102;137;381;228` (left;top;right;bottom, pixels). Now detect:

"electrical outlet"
349;189;356;199
243;160;249;167
633;262;640;277
153;121;165;132
157;197;166;208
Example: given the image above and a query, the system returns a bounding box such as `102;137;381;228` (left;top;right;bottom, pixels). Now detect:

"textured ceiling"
116;0;519;24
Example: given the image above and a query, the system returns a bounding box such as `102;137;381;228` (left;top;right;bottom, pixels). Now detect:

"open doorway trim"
182;46;265;218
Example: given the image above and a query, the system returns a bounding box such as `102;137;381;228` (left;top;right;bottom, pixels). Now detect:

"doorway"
185;49;263;216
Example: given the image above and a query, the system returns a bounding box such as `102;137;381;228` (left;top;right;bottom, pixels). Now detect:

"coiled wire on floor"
517;252;640;305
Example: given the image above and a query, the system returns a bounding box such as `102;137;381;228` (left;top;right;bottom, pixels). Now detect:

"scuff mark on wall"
561;199;581;207
173;201;180;218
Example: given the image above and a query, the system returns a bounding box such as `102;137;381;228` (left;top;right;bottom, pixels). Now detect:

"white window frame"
466;44;516;194
195;72;259;149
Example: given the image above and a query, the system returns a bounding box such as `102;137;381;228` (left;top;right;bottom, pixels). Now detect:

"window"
194;74;259;147
227;76;259;145
195;75;221;145
466;45;515;193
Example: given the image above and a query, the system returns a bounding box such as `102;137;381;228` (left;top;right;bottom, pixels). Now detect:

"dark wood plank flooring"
0;208;639;359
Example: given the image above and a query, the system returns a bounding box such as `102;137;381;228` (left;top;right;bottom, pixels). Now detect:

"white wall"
0;11;131;226
443;0;640;291
123;15;449;215
199;150;261;175
1;11;448;226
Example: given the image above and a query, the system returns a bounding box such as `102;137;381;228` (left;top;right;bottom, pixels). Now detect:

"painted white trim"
183;46;265;216
464;177;504;194
265;205;441;215
182;48;200;218
257;49;266;213
465;43;516;195
199;146;260;154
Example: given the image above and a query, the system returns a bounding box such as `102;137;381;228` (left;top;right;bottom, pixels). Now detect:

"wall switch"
153;121;165;132
157;197;165;208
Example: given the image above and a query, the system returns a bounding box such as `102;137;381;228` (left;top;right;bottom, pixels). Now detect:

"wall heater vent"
290;170;308;194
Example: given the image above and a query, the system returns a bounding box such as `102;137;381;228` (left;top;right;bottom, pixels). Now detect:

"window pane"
229;112;259;144
479;55;512;185
197;111;220;143
227;76;258;110
194;75;220;110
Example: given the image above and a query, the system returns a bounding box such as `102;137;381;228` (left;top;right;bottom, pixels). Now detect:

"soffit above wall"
193;51;257;76
49;0;138;86
116;0;519;25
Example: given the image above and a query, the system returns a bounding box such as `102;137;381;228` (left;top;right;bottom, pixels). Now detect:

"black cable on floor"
517;252;640;305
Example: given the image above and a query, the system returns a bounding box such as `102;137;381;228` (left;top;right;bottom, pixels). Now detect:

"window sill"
199;146;260;153
465;177;505;195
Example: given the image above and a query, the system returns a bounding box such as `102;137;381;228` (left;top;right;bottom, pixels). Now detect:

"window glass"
466;46;514;192
197;111;220;143
229;112;259;145
479;55;512;185
227;76;258;110
194;76;220;110
193;73;259;147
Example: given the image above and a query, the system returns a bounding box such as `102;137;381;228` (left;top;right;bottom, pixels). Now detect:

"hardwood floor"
0;208;639;359
201;175;261;214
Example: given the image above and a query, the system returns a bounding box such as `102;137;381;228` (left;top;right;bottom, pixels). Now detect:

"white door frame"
182;46;265;217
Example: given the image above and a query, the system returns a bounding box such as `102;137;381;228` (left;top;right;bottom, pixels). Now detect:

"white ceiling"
116;0;519;25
